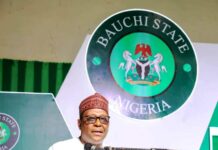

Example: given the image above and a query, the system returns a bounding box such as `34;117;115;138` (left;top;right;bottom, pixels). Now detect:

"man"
49;93;110;150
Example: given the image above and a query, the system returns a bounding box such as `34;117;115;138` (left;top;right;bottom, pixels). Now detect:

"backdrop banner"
56;35;218;150
0;92;71;150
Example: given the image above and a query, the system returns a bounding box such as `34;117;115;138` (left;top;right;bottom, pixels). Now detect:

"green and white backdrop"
56;10;218;150
1;9;218;150
56;37;218;150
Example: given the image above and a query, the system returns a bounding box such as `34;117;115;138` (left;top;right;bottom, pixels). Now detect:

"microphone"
84;143;105;150
90;145;97;150
84;143;107;150
84;143;92;150
104;146;112;150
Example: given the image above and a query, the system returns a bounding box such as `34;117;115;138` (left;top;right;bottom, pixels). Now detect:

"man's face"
78;108;109;146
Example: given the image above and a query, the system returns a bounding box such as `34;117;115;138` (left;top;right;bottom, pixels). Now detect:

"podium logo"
0;113;20;149
86;9;197;120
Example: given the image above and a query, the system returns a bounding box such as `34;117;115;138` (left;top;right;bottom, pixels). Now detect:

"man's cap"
79;93;109;115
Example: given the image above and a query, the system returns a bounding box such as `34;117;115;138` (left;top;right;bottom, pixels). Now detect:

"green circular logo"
86;9;197;120
0;122;11;145
0;113;20;149
110;32;175;97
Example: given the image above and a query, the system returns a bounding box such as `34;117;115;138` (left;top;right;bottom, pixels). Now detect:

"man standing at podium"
49;93;110;150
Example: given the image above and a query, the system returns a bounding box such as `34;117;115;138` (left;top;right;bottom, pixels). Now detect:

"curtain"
0;59;71;96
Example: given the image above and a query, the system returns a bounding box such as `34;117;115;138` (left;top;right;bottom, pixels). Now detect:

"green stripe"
0;60;2;91
2;59;13;91
34;61;42;92
17;60;26;91
24;61;34;92
48;63;57;95
62;63;71;81
55;63;63;95
41;63;49;93
11;60;18;91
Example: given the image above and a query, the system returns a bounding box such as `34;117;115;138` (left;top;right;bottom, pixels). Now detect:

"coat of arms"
119;43;167;86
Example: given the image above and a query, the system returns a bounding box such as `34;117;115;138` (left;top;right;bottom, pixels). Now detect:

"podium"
0;92;71;150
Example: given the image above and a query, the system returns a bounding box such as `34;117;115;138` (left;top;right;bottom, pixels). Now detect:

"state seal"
86;9;197;120
0;113;20;149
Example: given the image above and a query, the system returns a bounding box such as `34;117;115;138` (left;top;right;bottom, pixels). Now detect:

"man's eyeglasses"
82;115;110;124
